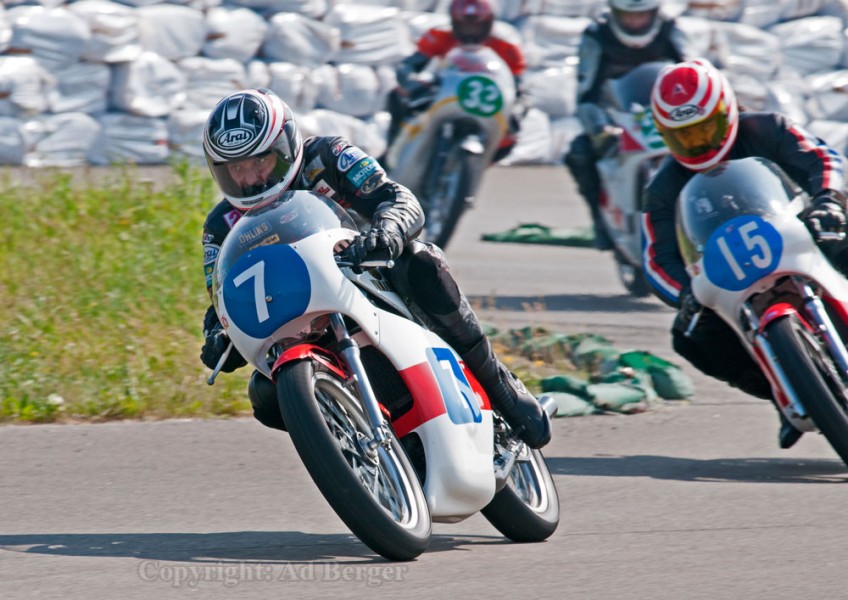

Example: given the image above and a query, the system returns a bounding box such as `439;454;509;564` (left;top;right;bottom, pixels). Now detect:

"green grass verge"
0;163;251;423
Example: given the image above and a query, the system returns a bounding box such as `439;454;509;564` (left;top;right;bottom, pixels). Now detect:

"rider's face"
226;154;278;188
672;118;719;153
616;10;653;31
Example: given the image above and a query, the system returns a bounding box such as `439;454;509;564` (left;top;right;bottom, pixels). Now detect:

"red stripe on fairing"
392;363;447;438
391;360;491;438
789;125;839;190
619;128;643;152
642;213;683;296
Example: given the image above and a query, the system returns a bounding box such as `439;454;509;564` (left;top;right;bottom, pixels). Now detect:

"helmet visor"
209;132;298;204
661;108;730;160
453;20;492;44
612;7;658;36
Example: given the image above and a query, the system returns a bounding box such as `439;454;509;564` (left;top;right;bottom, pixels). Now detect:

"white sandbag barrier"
266;62;319;115
176;56;248;111
0;116;26;165
2;0;848;165
87;112;169;165
5;5;90;71
47;62;110;115
22;112;102;167
0;56;54;118
202;6;268;63
69;0;142;63
109;51;187;117
166;107;208;161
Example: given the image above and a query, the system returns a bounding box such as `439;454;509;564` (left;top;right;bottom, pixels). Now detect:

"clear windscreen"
675;157;802;267
212;190;356;294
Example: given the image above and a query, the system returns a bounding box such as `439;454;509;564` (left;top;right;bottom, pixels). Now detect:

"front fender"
271;344;347;382
758;302;798;333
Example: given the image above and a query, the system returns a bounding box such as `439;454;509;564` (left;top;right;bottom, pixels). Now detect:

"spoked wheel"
613;250;651;298
421;145;474;249
766;314;848;468
481;440;560;542
276;360;431;560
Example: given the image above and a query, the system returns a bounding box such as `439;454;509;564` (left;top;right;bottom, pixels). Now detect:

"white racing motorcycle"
678;157;848;467
208;190;559;560
594;61;670;297
385;45;516;249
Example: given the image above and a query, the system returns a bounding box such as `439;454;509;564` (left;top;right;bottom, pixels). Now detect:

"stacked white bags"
2;0;848;166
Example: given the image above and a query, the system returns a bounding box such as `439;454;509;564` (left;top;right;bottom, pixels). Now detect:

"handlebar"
206;341;233;386
335;257;395;270
816;231;847;242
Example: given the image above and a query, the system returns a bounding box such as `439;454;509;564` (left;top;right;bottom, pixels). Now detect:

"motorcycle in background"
209;190;559;560
385;45;516;249
678;157;848;468
594;61;670;297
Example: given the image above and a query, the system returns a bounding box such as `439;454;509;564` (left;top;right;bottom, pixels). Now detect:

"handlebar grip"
817;231;847;242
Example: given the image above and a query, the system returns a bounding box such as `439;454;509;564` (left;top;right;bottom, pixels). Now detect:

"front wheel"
481;446;560;542
277;359;431;560
422;144;476;249
766;315;848;467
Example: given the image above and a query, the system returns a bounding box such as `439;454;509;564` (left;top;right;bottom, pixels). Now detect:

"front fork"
328;313;392;450
746;277;848;422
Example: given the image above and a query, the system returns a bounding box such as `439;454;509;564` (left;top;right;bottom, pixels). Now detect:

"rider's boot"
462;337;552;449
728;370;803;449
248;370;287;432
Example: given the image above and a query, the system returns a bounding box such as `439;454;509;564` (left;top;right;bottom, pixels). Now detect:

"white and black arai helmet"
203;88;304;211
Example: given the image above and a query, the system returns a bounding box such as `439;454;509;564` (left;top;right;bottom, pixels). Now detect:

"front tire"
422;144;475;249
766;315;848;467
481;446;560;542
277;359;431;560
613;249;651;298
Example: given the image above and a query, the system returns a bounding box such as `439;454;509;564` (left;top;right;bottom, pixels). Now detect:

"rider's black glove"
200;305;246;372
340;222;404;267
804;191;847;239
672;287;702;336
403;79;437;109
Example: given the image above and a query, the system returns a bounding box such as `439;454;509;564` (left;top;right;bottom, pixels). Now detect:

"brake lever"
207;341;233;386
816;231;847;242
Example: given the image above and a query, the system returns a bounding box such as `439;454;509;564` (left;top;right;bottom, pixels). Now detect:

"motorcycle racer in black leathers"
564;0;689;249
644;59;848;450
200;88;551;448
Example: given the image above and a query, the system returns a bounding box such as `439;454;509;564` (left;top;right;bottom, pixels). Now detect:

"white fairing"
387;45;516;195
688;194;848;434
415;413;495;520
691;206;836;337
595;62;670;268
213;194;496;518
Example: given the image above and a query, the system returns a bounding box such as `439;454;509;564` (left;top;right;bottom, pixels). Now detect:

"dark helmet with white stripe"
203;88;303;211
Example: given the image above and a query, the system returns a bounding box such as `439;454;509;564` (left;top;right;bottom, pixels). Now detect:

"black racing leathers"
643;111;848;306
575;15;687;108
202;135;423;292
642;111;848;399
565;14;688;247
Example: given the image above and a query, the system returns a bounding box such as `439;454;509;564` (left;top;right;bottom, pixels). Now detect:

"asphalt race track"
2;166;847;600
